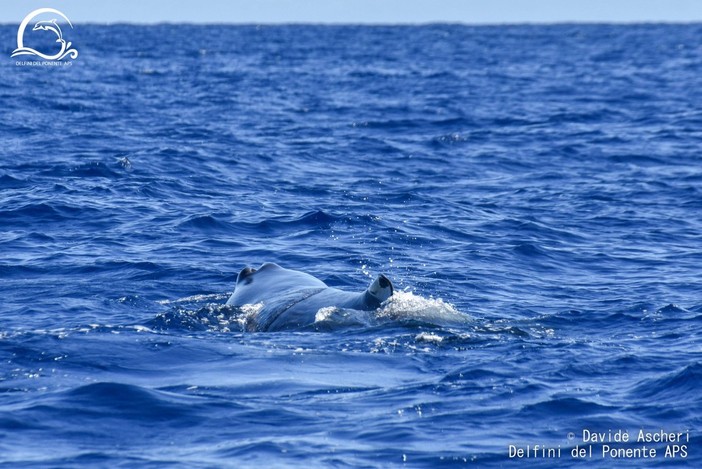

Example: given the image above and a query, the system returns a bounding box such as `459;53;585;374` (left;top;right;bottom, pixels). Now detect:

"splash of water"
376;290;469;326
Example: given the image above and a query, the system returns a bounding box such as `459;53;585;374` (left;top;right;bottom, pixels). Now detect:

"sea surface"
1;23;701;468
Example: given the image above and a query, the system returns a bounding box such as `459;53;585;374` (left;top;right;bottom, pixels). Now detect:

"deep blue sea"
1;23;701;467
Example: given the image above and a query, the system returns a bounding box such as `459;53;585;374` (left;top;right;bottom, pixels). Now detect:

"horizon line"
2;20;702;26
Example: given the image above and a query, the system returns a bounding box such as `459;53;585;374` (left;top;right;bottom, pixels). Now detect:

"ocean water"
1;23;701;467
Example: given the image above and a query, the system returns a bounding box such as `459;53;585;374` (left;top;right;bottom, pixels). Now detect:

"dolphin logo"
33;19;64;43
11;8;78;60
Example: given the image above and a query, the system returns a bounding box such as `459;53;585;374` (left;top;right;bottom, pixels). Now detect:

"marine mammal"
226;263;393;331
33;19;64;44
19;19;76;60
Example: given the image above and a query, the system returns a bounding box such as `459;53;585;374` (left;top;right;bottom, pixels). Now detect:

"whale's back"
226;262;326;307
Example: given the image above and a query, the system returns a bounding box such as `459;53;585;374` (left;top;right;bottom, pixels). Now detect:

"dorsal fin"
366;274;393;304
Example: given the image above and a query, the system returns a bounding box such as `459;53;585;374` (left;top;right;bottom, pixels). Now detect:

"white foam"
415;332;445;344
314;306;338;322
238;302;264;330
157;293;229;305
377;290;468;325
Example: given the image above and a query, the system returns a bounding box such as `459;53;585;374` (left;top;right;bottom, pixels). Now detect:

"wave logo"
11;8;78;61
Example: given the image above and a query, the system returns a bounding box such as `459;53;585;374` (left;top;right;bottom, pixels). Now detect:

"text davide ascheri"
509;429;690;461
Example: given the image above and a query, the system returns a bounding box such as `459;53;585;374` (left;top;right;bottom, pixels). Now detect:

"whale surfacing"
226;263;393;331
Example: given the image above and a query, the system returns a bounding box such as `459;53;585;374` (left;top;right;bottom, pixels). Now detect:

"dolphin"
226;263;393;331
33;19;64;44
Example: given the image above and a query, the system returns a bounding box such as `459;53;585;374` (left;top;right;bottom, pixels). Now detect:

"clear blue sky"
3;0;702;24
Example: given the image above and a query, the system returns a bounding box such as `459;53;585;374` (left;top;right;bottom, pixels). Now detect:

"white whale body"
226;263;394;331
